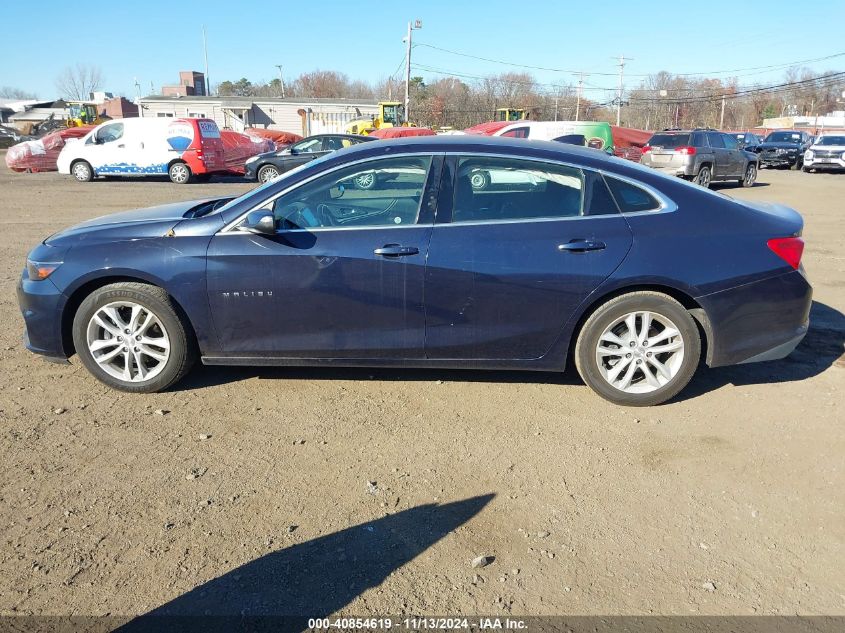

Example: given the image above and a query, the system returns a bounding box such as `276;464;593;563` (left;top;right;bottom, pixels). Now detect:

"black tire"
574;291;701;407
693;165;712;188
168;161;193;184
71;282;196;393
801;166;811;173
257;164;280;183
71;160;93;182
739;162;757;187
790;159;801;171
469;170;491;190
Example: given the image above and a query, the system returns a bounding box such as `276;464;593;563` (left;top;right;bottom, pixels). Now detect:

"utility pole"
403;19;422;124
202;25;210;96
719;93;726;129
614;55;630;126
274;64;286;98
575;72;586;121
554;94;559;121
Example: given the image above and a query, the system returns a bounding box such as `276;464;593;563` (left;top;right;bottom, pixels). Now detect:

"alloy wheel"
73;162;91;181
595;310;685;394
170;164;190;184
86;301;171;382
744;164;757;187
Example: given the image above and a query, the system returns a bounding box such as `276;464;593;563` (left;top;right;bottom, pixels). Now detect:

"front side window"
292;138;323;153
453;157;585;223
722;134;739;149
257;155;432;230
95;123;124;144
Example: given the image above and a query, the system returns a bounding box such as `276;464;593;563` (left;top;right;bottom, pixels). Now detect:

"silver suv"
641;129;759;188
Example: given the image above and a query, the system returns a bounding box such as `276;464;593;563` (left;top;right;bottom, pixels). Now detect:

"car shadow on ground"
116;495;494;631
712;181;770;190
179;302;844;404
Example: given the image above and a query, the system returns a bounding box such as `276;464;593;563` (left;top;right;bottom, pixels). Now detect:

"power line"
414;42;845;79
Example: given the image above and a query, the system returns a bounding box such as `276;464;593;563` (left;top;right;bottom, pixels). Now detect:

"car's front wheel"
71;160;93;182
72;282;196;393
574;292;701;406
257;164;280;183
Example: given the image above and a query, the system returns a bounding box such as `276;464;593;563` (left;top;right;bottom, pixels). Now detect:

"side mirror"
239;210;275;235
289;147;298;155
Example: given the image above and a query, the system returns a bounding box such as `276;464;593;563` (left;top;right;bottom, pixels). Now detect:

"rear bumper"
16;270;69;359
697;269;812;367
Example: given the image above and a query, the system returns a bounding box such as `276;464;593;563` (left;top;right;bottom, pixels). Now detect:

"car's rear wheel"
574;292;701;406
353;171;377;189
71;160;93;182
257;164;280;183
72;282;196;393
740;162;757;187
693;165;712;188
168;161;192;184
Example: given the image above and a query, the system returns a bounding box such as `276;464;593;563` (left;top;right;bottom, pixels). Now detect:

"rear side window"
707;133;725;148
648;134;689;148
453;156;583;222
690;132;708;147
605;176;661;213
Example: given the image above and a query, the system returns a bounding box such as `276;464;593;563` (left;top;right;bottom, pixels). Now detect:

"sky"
1;0;844;101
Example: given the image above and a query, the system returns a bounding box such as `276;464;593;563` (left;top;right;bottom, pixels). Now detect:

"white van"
57;117;227;184
493;120;615;153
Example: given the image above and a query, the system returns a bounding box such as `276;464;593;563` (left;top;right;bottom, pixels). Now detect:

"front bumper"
759;153;799;167
17;269;69;359
243;162;259;181
697;269;812;368
805;157;845;170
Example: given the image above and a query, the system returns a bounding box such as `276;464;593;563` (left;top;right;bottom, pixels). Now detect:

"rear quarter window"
605;176;661;213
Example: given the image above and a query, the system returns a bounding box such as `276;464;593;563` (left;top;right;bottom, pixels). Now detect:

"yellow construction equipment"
66;102;107;127
494;108;528;122
346;101;413;135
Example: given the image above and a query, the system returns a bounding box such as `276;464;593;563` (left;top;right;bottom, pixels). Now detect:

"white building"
138;95;379;136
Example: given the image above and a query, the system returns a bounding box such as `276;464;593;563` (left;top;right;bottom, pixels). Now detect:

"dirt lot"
0;160;843;619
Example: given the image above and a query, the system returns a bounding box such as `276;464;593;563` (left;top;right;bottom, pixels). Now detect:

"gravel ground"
0;160;843;618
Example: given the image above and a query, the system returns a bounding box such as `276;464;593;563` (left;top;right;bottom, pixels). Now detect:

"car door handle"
374;244;419;257
117;144;125;148
558;239;606;253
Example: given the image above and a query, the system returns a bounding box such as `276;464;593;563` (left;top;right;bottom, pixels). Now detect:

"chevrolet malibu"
17;136;811;406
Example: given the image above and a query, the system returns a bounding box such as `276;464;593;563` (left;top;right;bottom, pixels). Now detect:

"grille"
814;149;840;159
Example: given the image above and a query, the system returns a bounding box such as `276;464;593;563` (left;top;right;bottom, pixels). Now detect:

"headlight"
841;152;845;161
805;150;814;159
26;259;62;280
245;156;259;164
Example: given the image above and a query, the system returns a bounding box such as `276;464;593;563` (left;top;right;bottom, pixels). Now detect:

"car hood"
44;198;220;245
811;144;845;152
758;142;802;150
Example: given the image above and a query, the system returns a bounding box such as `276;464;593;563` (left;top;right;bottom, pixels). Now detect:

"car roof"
331;134;618;164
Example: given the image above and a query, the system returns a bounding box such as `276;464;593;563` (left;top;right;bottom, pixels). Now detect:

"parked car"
17;136;810;406
244;134;374;183
802;134;845;172
757;130;813;170
57;117;227;184
728;131;763;152
640;129;759;188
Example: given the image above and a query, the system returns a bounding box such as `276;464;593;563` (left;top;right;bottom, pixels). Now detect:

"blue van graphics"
166;122;195;152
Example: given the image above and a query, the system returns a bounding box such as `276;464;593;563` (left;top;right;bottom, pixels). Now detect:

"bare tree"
55;64;103;101
0;86;37;99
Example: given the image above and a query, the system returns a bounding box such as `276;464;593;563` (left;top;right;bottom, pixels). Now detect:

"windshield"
765;132;802;143
214;151;338;215
647;133;690;148
816;136;845;146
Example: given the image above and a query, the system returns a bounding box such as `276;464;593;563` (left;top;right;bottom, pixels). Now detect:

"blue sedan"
17;136;811;406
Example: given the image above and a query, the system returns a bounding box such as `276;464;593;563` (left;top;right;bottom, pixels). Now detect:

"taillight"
641;145;651;153
767;237;804;270
676;146;696;155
